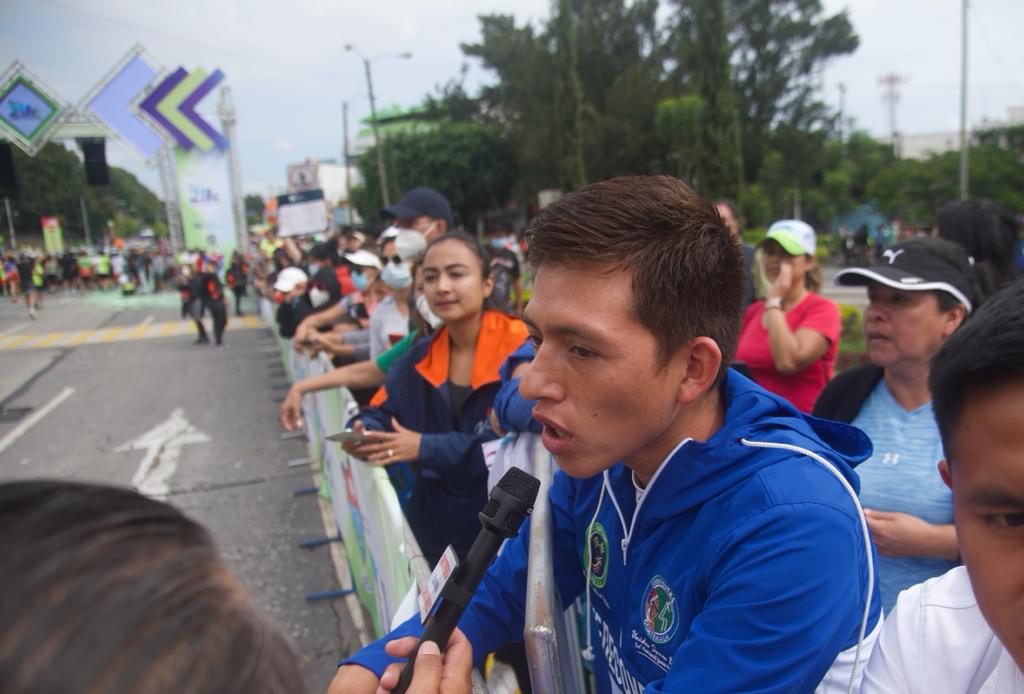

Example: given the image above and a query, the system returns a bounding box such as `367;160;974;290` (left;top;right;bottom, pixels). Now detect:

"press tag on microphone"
418;545;459;624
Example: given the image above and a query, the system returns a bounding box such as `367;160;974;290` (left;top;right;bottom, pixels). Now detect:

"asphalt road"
821;264;869;311
0;289;357;693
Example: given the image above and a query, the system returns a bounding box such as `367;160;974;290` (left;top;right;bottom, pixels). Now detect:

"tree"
552;0;587;190
655;94;703;182
692;0;743;198
721;0;858;183
462;14;561;196
354;121;517;229
244;193;264;226
5;142;163;244
865;145;1024;223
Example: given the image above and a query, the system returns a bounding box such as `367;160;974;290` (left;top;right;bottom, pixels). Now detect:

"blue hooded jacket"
345;371;882;692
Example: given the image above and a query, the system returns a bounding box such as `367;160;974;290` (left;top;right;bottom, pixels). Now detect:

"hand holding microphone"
391;467;541;694
378;631;473;694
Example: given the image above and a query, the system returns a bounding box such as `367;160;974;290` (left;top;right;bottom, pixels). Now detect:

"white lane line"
140;315;154;327
0;324;26;338
0;387;75;454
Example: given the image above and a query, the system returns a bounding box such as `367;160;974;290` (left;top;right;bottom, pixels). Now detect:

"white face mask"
381;261;412;290
309;286;330;308
416;292;443;329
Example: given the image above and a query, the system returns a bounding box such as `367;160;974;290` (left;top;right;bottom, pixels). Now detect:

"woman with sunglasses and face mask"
367;231;423;361
343;233;528;565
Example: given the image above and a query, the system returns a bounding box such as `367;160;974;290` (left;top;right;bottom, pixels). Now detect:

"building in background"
878;105;1024;160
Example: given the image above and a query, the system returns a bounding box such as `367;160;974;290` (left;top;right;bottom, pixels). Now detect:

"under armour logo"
883;249;904;264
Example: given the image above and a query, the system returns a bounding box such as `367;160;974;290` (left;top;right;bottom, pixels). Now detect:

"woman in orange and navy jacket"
344;233;528;565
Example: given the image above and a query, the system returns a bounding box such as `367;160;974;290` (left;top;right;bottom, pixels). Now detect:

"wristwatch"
765;297;784;311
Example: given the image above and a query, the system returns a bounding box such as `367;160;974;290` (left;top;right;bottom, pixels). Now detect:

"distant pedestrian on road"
226;252;248;317
17;253;40;319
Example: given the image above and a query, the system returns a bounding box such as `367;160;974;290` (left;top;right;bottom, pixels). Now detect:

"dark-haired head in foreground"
930;280;1024;672
0;481;306;694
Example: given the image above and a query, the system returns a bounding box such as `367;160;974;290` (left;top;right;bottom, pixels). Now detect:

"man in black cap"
380;186;452;242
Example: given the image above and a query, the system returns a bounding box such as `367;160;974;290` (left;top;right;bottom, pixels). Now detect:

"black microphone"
393;467;541;694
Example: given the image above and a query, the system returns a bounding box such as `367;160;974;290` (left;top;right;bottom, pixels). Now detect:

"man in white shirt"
862;281;1024;693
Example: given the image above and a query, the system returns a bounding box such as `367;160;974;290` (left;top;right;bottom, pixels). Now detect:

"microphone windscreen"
480;467;541;536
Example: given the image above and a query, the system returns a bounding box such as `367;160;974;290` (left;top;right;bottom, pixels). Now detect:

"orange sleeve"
369;386;388;408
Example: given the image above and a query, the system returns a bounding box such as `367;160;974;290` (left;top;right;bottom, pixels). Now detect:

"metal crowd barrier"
261;300;585;692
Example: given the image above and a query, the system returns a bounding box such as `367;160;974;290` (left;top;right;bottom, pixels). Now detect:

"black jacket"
812;364;884;423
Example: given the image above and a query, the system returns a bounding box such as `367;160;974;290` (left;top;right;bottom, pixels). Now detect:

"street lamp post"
344;45;411;208
341;94;366;225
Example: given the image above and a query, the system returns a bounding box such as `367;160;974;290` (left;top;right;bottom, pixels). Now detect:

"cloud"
273;138;294;154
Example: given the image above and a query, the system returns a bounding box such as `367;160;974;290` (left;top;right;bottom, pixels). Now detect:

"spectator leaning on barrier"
814;237;974;611
272;266;309;339
342;233;528;566
331;176;881;694
279;261;442;431
368;231;424;360
0;480;306;694
735;219;841;413
862;280;1024;692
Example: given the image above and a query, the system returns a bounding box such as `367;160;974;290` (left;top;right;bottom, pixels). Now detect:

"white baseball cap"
344;249;382;270
764;220;816;256
273;266;308;292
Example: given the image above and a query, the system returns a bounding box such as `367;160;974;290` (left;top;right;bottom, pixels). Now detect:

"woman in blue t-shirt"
814;237;976;611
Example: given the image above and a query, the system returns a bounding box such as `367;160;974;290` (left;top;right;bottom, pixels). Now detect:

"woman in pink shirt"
736;220;840;413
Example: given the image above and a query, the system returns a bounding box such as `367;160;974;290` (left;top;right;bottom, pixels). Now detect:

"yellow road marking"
66;330;95;346
33;331;65;348
127;323;151;339
1;334;36;349
0;318;264;350
97;327;124;343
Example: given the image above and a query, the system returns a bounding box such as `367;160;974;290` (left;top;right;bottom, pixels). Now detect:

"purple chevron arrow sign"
180;69;227;150
140;66;228;151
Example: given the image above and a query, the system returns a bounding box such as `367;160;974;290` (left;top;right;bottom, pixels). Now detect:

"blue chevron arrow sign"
82;46;229;161
82;47;167;161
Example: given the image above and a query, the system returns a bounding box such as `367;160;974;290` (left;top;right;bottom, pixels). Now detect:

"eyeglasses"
381;255;403;266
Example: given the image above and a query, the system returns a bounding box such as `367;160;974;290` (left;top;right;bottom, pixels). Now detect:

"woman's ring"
388;448;394;458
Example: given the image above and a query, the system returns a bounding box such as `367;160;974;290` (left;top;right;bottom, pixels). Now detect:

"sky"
2;0;1023;198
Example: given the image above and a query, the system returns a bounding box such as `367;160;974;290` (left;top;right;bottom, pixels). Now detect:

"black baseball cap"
835;238;975;313
381;187;453;229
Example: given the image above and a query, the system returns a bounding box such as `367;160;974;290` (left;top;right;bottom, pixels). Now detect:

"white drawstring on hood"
579;438;690;663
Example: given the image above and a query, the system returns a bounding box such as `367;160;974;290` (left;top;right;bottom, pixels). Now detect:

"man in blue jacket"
330;175;881;693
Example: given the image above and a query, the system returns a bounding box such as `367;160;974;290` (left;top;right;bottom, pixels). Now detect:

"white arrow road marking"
116;408;210;497
0;387;75;454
